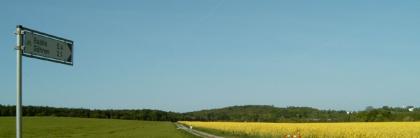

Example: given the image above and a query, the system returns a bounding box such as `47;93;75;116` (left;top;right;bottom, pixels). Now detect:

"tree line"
0;105;181;122
183;105;420;122
1;105;419;122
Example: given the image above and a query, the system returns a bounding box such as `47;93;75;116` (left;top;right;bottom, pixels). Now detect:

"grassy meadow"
181;121;420;138
0;117;196;138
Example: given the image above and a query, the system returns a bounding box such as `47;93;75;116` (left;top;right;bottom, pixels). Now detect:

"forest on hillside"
1;105;419;122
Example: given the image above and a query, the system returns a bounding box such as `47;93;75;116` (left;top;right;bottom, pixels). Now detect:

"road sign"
22;27;73;65
14;25;74;138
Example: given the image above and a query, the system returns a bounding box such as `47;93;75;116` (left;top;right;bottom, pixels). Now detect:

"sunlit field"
180;121;420;138
0;117;196;138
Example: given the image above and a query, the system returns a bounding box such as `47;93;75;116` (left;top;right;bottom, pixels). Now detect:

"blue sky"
1;0;420;112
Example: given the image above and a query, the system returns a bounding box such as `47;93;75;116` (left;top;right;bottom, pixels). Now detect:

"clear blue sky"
1;0;420;112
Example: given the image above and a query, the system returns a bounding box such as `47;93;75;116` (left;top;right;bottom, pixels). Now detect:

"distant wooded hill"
1;105;419;122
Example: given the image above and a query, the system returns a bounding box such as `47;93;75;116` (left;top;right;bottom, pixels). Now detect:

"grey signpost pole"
16;25;23;138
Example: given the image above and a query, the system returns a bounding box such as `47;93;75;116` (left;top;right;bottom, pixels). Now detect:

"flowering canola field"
180;121;420;138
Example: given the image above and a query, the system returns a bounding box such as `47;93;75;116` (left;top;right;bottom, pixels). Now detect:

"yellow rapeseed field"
180;121;420;138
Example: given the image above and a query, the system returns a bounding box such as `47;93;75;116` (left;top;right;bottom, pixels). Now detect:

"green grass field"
0;117;197;138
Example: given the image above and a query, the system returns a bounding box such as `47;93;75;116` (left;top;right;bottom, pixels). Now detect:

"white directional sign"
22;29;73;65
14;25;74;138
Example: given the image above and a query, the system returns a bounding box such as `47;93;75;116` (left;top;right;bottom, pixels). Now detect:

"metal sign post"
14;25;73;138
16;25;23;138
